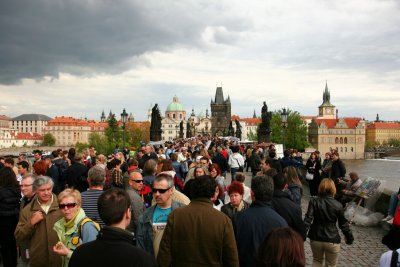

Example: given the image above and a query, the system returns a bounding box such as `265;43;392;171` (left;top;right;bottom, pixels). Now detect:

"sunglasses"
152;187;171;194
59;203;77;209
131;180;144;183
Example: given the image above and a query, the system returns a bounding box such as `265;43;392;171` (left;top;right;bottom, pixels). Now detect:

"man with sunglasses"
126;171;145;239
157;175;239;267
136;173;185;257
15;176;62;267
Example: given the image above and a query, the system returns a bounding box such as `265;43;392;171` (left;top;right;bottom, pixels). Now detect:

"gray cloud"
0;0;250;84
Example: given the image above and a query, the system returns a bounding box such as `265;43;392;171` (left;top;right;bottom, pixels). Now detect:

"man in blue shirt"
136;173;185;256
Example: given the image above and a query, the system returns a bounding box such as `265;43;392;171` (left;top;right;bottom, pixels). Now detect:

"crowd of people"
0;136;398;266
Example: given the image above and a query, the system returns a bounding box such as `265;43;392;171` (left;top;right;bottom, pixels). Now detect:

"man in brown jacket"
15;176;62;267
157;175;239;267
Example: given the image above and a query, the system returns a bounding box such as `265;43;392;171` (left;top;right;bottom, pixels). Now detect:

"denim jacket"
136;201;185;255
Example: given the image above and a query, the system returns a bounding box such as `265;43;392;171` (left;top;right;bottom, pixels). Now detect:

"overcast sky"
1;0;399;122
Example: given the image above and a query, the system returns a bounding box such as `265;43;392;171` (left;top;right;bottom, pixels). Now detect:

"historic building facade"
43;117;107;146
231;115;260;141
160;95;212;141
307;83;366;159
10;114;52;135
366;119;400;145
210;86;231;136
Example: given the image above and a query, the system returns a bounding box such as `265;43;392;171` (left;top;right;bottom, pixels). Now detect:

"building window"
335;137;339;144
173;114;176;119
351;147;354;152
344;137;348;144
340;137;343;144
340;147;343;152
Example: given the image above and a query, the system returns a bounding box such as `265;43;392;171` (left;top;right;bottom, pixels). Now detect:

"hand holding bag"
306;162;316;181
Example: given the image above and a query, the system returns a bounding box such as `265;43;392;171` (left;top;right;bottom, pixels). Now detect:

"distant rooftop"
12;114;52;121
0;115;10;121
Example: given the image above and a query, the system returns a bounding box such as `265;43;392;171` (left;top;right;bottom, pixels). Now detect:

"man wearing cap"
44;154;61;194
136;173;185;257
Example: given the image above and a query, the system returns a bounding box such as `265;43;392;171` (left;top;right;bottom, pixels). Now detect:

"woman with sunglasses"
53;188;100;267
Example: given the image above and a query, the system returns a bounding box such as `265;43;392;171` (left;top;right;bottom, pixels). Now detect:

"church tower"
210;86;231;136
318;81;336;119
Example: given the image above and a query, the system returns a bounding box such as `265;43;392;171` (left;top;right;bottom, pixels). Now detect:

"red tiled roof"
11;132;43;140
231;115;261;125
367;122;400;129
48;116;107;128
314;118;362;129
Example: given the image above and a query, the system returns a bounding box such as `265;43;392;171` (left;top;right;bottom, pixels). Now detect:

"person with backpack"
53;188;100;267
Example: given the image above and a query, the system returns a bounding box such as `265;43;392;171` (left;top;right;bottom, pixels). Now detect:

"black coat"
233;201;288;267
331;159;346;183
69;226;156;267
271;190;306;240
221;201;250;221
304;196;353;244
0;186;20;217
65;162;88;192
306;158;322;179
212;153;229;174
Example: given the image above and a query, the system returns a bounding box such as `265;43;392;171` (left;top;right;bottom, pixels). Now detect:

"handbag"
306;162;316;181
235;158;244;172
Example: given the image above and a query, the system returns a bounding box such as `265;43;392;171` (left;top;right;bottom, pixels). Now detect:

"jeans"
310;240;341;267
387;192;400;216
230;168;239;181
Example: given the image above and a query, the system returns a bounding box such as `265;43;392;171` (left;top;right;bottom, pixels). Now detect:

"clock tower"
318;81;336;119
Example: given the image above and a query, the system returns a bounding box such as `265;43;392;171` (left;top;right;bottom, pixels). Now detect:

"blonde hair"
318;178;336;197
96;154;107;165
58;188;81;206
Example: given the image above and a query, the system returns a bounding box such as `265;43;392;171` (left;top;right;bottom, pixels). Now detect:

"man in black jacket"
233;175;287;267
271;173;306;240
331;152;346;190
64;153;88;192
69;188;156;267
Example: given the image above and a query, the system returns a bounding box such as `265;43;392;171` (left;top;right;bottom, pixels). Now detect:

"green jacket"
53;208;99;267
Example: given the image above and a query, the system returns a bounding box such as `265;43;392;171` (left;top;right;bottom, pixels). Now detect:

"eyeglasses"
131;180;143;183
20;184;33;187
152;187;171;194
59;203;77;209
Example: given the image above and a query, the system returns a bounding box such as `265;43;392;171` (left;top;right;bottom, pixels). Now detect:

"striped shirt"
81;189;105;228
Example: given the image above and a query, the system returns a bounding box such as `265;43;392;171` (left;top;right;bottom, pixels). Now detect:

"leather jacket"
304;195;353;244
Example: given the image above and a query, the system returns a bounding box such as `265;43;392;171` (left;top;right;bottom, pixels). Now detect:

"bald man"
125;171;145;238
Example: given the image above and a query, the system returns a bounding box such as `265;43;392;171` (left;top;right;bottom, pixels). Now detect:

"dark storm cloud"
0;0;250;84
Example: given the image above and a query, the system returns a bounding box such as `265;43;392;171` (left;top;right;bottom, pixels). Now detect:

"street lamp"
280;108;289;149
121;108;128;148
